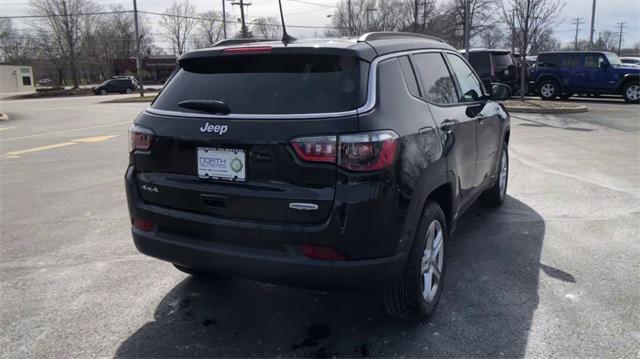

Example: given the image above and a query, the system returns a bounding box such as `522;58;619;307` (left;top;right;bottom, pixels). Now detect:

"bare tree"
328;0;431;36
29;0;101;88
593;30;617;52
480;27;505;48
251;17;282;39
439;0;500;48
160;0;196;55
502;0;564;98
0;19;36;64
193;10;227;48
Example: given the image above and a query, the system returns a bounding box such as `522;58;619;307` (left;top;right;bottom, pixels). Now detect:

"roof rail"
213;38;275;47
358;32;445;43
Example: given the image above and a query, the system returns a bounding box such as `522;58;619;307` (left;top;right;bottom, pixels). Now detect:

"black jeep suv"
125;32;511;321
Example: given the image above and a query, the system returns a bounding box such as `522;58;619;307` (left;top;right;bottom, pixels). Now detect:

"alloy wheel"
626;85;640;101
541;83;555;98
420;220;444;303
499;149;508;198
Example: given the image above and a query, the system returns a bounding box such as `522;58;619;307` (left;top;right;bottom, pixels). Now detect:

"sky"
1;0;639;50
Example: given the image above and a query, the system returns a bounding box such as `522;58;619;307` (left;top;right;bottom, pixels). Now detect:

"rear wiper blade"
178;100;230;115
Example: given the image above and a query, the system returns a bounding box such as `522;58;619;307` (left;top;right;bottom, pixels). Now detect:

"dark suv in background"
93;78;137;95
462;49;520;96
533;51;640;103
125;32;511;321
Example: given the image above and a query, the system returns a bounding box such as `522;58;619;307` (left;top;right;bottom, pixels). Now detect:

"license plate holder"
197;147;246;181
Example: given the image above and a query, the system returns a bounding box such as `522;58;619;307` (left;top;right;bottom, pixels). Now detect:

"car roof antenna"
278;0;296;45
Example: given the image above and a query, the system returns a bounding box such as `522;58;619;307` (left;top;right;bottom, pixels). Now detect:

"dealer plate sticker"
197;147;246;181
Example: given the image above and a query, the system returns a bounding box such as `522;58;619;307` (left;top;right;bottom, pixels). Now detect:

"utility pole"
231;0;251;38
510;7;515;55
347;0;353;36
414;0;419;33
572;17;584;50
589;0;596;48
616;22;627;55
133;0;144;97
365;7;377;32
222;0;227;39
463;0;470;58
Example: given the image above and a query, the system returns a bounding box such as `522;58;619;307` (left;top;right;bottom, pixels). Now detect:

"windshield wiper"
178;100;230;115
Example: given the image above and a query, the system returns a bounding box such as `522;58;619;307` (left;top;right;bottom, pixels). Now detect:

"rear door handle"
440;119;458;133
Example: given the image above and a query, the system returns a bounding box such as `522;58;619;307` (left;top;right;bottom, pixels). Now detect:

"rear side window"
492;53;514;66
562;54;580;68
398;56;421;98
152;54;369;115
538;53;562;67
411;53;457;104
468;53;491;74
446;53;484;102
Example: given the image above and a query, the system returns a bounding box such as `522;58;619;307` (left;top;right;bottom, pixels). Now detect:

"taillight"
290;131;398;172
129;124;154;152
299;245;347;260
338;131;398;171
290;135;337;164
223;46;272;54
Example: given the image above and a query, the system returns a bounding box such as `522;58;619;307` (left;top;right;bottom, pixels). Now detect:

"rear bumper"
132;228;406;291
125;166;408;291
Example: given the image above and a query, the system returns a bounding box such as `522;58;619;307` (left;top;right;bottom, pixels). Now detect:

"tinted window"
538;53;562;67
493;53;514;67
561;54;580;68
153;54;369;115
22;76;31;86
412;53;457;104
584;54;606;68
468;52;491;74
398;56;421;98
446;54;484;102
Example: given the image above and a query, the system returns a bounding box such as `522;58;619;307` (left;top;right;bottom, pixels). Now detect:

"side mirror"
490;83;512;101
600;61;609;69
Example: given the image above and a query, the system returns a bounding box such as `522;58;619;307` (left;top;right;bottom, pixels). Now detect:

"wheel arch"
397;170;457;254
616;74;640;91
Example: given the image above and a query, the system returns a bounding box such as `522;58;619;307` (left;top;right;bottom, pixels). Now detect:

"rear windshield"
492;53;514;66
152;54;369;115
468;53;491;73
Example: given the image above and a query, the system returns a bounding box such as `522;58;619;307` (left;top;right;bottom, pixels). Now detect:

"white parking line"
0;121;130;142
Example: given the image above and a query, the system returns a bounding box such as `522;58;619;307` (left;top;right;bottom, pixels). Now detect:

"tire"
125;88;133;94
622;82;640;104
100;89;107;95
173;263;226;280
538;79;559;100
480;143;508;207
384;201;447;322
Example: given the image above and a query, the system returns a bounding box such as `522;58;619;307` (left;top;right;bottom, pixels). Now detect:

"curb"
0;112;9;121
504;105;588;114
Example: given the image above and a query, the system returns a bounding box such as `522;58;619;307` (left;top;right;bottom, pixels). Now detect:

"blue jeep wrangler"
533;51;640;103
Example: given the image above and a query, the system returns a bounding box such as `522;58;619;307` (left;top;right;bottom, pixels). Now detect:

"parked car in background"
461;48;520;96
113;75;139;88
126;33;512;322
93;78;136;95
37;78;53;86
620;57;640;67
533;51;640;103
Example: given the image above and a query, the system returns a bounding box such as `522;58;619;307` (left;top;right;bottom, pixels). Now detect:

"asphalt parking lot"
1;95;638;358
